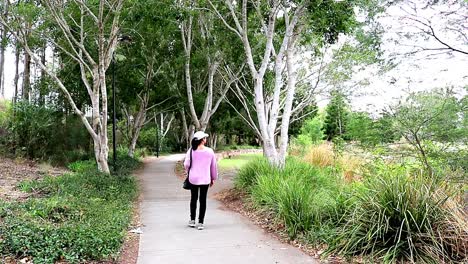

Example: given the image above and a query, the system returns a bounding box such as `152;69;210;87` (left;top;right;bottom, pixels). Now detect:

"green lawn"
218;153;262;171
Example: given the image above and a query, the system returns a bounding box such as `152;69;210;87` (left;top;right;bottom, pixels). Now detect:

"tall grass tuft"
302;143;335;167
240;157;345;239
328;168;467;263
234;157;271;191
338;154;364;182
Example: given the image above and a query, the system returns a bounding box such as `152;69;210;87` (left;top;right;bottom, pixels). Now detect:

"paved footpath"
137;154;319;264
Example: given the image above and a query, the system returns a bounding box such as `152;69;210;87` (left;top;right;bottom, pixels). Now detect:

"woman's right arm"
183;149;191;172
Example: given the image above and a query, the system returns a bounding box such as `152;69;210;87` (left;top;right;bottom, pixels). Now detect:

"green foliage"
295;115;325;146
217;144;261;151
0;100;12;148
111;149;143;178
346;112;399;147
0;157;140;263
328;167;466;263
234;157;271;191
374;112;400;143
1;102;91;165
238;154;467;262
323;90;350;140
68;160;96;173
390;89;466;170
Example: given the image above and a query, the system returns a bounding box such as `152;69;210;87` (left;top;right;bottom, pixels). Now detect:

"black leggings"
190;185;209;224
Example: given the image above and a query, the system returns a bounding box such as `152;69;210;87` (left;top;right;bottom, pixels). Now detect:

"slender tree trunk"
0;0;125;174
39;45;46;105
254;76;278;165
181;15;227;132
13;44;19;104
181;16;201;129
181;108;189;149
413;133;432;174
278;44;299;166
0;0;8;99
22;50;31;101
127;94;148;157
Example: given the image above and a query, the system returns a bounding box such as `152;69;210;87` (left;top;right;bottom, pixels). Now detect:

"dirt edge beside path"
117;158;156;264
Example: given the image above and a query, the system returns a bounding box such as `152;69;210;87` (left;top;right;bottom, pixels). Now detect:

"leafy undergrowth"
0;154;140;263
233;155;467;263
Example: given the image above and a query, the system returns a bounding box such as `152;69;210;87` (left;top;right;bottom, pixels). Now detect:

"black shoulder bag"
183;149;193;190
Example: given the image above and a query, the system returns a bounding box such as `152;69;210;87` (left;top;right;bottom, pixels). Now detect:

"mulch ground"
0;157;67;201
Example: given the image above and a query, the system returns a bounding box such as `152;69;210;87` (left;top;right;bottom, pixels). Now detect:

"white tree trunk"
181;8;230;132
127;96;148;158
13;43;19;104
278;45;299;166
0;0;8;98
181;108;190;148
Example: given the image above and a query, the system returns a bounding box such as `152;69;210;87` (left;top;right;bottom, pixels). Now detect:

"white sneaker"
197;223;204;230
188;220;196;228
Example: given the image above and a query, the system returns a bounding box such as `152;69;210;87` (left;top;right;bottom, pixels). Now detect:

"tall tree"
323;90;350;140
388;88;465;172
116;0;182;157
1;0;125;173
0;0;9;98
180;3;236;132
13;41;20;104
209;0;369;167
22;46;31;101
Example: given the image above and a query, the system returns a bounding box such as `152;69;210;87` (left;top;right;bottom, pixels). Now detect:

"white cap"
193;131;209;140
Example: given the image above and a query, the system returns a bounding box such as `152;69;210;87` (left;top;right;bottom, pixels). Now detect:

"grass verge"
218;153;262;171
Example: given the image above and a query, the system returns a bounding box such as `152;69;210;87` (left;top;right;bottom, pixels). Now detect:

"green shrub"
328;167;467;263
238;157;346;239
296;116;325;146
234;157;271;190
1;102;92;164
109;146;143;177
68;160;96;173
0;157;140;263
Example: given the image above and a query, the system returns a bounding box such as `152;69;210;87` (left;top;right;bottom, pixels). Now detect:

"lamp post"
112;54;117;170
156;123;160;158
111;35;132;173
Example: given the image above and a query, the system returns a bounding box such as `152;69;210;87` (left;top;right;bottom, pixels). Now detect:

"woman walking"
184;131;218;230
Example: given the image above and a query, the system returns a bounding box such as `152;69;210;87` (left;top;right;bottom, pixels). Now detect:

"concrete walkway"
137;154;319;264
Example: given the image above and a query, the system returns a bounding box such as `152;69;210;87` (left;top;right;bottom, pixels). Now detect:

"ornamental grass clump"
246;157;345;238
328;168;467;263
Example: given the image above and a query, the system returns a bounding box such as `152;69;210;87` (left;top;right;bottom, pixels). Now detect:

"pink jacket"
184;147;218;185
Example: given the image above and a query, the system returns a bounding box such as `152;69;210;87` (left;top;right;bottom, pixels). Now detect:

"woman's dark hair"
191;138;203;151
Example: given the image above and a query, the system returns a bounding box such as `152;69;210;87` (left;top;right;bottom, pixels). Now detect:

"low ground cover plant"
0;152;140;263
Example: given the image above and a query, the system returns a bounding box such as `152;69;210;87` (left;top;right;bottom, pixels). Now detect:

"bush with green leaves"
295;115;325;146
0;100;12;148
0;157;140;263
1;101;91;164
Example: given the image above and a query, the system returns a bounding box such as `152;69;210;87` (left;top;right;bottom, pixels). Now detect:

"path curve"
137;154;319;264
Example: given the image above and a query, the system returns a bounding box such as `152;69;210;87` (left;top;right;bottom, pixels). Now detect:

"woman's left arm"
210;151;218;182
